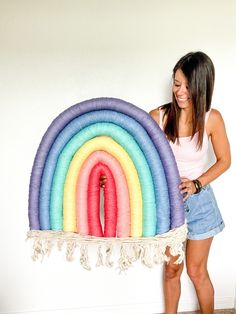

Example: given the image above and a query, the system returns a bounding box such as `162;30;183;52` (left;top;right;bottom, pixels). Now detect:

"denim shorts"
184;185;225;240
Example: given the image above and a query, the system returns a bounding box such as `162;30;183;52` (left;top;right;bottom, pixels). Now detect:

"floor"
178;310;235;314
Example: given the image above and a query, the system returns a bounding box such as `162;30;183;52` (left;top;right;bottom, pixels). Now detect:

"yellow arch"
63;136;143;236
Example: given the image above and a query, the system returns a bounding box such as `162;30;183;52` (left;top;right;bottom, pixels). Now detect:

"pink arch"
76;151;130;237
87;163;117;237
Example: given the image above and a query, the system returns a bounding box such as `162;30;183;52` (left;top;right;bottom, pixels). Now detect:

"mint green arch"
50;122;156;236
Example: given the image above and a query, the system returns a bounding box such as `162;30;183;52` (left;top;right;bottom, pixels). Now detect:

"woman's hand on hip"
179;177;196;200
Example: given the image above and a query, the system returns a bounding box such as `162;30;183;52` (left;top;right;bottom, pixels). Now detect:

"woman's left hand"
179;177;196;200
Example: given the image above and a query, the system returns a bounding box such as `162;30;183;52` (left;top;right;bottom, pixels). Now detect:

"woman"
149;51;231;314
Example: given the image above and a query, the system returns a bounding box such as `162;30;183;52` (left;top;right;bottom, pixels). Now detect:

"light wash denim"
184;185;225;240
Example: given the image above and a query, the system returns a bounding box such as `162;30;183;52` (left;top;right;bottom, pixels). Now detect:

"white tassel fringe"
27;224;187;271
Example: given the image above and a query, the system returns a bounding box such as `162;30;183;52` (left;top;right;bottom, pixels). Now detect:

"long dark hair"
161;51;215;148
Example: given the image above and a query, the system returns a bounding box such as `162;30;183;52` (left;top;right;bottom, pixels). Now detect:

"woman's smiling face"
173;69;192;109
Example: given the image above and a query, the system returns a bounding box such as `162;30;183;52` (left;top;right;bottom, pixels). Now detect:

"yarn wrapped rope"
39;117;168;234
27;97;187;270
77;151;130;237
62;136;143;236
76;151;130;237
87;162;117;237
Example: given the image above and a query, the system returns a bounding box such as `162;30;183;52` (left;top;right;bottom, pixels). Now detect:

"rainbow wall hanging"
27;97;187;270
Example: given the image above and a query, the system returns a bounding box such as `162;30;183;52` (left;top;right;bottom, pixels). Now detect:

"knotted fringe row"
26;224;187;272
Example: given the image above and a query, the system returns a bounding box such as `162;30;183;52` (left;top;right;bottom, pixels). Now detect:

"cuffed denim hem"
187;221;225;240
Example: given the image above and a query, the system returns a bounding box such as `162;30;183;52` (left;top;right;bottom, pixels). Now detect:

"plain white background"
0;1;235;313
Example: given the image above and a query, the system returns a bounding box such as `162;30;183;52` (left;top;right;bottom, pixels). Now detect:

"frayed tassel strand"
105;243;114;267
96;245;103;267
80;244;91;270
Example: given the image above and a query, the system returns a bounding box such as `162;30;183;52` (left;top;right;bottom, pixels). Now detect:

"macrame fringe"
26;224;187;271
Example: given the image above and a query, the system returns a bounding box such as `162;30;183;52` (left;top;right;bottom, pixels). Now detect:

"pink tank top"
159;110;210;180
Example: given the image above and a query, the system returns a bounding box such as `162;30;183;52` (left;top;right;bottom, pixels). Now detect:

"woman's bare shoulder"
209;108;222;118
149;107;161;124
208;108;224;124
207;108;226;135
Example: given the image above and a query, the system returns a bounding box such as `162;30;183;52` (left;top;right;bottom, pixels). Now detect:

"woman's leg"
164;246;184;314
186;237;214;314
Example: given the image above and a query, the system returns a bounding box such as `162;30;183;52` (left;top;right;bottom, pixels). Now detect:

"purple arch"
28;97;184;231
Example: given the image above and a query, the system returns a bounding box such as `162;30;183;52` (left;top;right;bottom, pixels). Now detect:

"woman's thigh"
186;238;213;272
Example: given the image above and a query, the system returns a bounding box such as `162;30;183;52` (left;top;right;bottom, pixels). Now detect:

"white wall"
0;1;235;313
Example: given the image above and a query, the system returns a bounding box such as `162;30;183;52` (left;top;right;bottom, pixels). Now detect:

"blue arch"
40;112;170;233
